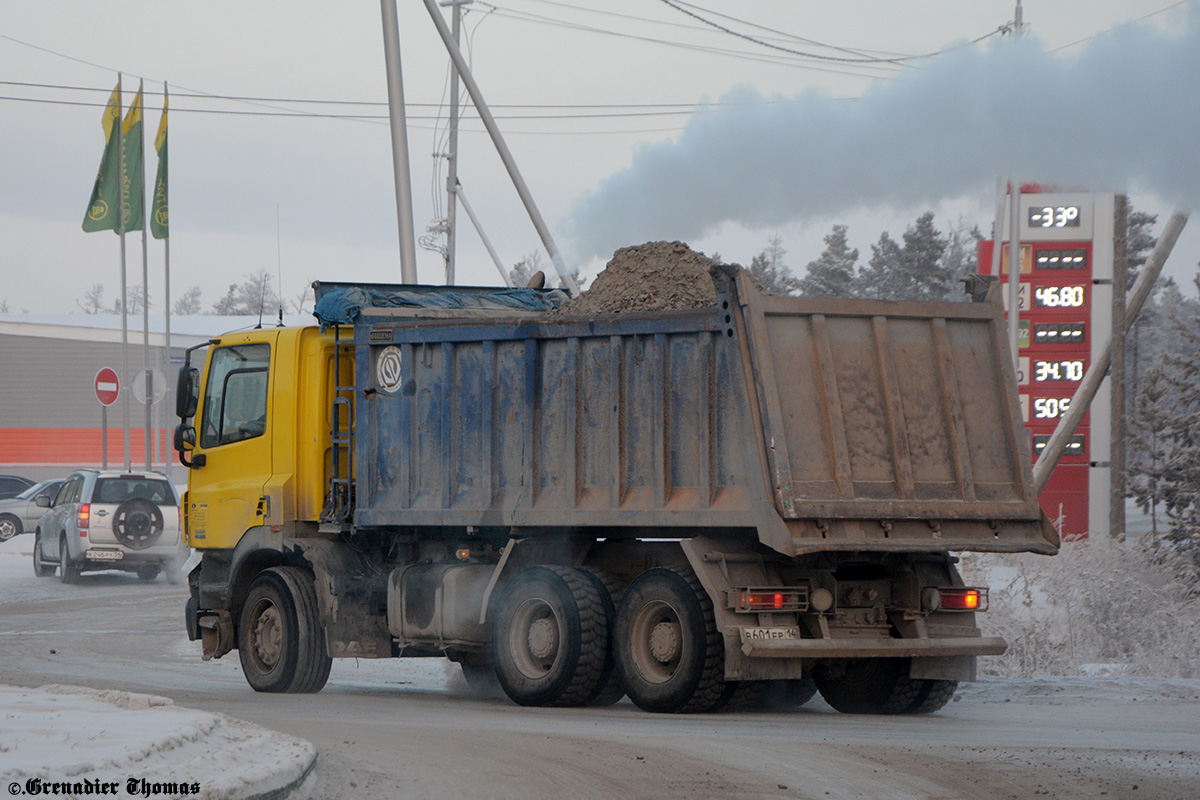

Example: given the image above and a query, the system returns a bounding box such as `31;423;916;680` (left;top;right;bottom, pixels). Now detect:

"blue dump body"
322;266;1058;558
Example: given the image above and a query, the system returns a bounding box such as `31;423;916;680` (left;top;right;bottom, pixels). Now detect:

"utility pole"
1013;1;1025;37
421;0;580;295
1111;195;1128;538
380;0;419;284
441;0;471;285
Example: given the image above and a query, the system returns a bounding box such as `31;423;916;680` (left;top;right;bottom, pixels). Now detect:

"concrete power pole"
380;0;419;284
442;0;471;286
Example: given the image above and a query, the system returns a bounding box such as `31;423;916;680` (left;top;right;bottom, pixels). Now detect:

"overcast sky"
1;1;1196;315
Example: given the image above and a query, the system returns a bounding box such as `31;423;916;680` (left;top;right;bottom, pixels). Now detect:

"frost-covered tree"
509;251;543;288
748;234;801;296
941;220;984;299
797;224;858;298
113;284;150;314
1128;366;1174;538
1154;286;1200;577
211;270;281;316
76;283;106;314
173;286;203;315
855;231;903;299
853;213;956;301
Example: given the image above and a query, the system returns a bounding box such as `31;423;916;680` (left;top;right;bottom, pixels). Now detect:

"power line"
656;0;1011;64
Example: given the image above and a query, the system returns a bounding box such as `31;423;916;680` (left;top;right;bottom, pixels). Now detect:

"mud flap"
199;610;235;661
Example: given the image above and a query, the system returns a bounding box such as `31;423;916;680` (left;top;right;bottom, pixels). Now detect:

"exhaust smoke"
566;12;1199;261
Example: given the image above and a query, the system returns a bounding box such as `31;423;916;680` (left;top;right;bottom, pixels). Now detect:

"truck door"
187;335;275;549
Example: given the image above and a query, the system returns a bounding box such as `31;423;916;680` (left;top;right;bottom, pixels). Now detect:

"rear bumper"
741;635;1007;659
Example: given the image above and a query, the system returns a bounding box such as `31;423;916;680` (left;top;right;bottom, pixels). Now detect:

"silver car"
0;479;63;542
32;469;187;584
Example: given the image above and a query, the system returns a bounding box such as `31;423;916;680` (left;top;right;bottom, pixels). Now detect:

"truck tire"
0;513;21;542
714;680;766;712
237;567;332;694
579;568;625;706
905;679;958;714
614;568;725;714
759;675;819;710
459;661;505;700
59;534;81;584
813;658;923;714
32;532;55;577
492;566;609;707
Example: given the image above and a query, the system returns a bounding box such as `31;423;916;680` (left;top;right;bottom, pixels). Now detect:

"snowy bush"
960;535;1200;679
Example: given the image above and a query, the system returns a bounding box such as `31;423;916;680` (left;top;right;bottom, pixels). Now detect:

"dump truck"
174;264;1059;713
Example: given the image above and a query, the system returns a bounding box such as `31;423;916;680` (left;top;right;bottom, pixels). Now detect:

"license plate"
87;549;124;561
741;626;801;642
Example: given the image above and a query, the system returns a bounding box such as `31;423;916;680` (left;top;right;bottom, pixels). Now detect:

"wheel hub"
648;621;681;663
527;617;559;660
253;605;283;667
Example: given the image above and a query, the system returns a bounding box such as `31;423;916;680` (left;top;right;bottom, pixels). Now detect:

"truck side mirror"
36;495;51;508
176;367;199;419
174;424;206;469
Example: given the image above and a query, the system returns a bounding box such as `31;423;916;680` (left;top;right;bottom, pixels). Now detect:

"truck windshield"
200;343;271;448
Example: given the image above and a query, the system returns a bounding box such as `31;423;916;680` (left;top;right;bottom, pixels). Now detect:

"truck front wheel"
237;567;332;693
492;566;609;707
614;568;725;713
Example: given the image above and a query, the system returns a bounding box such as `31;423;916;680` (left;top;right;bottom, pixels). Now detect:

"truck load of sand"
553;241;724;314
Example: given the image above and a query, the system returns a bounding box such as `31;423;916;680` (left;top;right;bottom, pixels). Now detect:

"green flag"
81;85;122;232
151;90;168;239
121;88;145;232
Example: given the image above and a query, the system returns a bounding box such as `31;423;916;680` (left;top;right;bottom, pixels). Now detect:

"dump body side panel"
343;272;1057;557
352;312;775;532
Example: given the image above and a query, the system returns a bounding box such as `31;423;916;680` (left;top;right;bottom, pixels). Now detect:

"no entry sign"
95;367;120;406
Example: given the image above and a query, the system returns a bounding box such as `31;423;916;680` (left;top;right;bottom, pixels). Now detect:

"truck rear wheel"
614;568;725;714
238;567;332;694
813;658;922;714
579;568;625;706
492;566;609;707
760;675;819;710
906;679;958;713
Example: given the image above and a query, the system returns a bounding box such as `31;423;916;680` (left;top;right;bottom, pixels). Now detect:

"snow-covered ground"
2;534;1199;798
0;684;316;799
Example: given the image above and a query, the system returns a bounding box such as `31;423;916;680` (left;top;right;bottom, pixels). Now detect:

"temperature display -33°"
1033;285;1086;308
1029;205;1081;228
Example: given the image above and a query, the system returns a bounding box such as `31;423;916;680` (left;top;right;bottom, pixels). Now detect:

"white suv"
32;469;187;584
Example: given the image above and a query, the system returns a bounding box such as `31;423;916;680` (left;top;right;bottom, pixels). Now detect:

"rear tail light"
925;587;988;612
77;503;90;533
737;588;807;612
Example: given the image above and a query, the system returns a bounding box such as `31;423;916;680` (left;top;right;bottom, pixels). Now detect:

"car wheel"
59;534;82;584
0;513;21;542
136;565;161;582
32;532;55;578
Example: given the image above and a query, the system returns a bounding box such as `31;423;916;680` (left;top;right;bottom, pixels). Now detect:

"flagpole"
134;80;151;470
117;73;131;472
161;82;171;474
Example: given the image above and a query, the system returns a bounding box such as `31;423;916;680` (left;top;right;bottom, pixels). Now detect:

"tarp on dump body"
312;282;566;330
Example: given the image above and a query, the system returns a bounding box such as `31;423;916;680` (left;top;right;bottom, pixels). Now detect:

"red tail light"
738;588;806;612
939;588;987;611
77;503;90;532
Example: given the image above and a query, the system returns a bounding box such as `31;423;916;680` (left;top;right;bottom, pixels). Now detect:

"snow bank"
0;684;316;799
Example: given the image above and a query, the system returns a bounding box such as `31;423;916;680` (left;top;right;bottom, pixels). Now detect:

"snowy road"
1;538;1198;799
